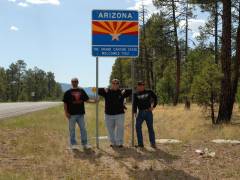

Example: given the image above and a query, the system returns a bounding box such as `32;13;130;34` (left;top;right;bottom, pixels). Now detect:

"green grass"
0;102;107;140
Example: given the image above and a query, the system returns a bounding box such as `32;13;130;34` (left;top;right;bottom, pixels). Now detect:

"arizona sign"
92;10;139;57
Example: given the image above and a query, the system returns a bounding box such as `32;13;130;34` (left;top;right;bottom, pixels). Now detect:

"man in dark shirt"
133;81;158;149
98;79;131;148
63;78;96;150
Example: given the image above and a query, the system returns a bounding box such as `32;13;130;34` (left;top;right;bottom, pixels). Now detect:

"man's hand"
65;113;70;119
93;98;100;103
95;97;100;102
87;98;99;103
92;87;97;93
148;107;154;112
134;113;137;118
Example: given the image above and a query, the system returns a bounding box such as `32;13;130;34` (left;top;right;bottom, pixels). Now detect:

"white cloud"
192;32;200;38
10;26;19;31
25;0;60;6
128;0;158;15
180;19;206;32
8;0;60;6
18;2;29;7
127;0;159;23
179;19;206;39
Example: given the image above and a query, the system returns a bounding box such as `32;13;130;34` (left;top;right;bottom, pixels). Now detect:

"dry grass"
153;104;240;142
0;103;240;179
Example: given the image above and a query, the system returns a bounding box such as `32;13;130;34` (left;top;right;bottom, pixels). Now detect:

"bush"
156;62;176;105
191;59;222;124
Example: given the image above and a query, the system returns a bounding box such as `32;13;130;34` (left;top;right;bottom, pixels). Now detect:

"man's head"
136;81;145;92
111;79;120;91
71;78;79;89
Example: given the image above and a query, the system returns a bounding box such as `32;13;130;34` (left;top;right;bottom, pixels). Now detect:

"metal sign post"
131;59;135;147
96;56;99;148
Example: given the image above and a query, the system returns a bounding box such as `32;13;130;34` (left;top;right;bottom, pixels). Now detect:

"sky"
0;0;208;87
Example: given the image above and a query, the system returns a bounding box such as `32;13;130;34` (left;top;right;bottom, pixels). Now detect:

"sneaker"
83;144;91;150
110;144;116;148
135;145;144;148
70;145;79;150
117;145;124;148
151;144;157;149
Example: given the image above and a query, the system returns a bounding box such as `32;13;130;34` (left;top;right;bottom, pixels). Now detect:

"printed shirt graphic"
63;88;89;115
137;93;149;100
133;90;158;113
71;91;83;104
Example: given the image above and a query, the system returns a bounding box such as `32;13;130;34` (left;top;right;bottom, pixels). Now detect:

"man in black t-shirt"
98;79;132;148
133;81;158;149
63;78;96;150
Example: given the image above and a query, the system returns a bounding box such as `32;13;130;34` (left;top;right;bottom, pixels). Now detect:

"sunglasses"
112;82;119;85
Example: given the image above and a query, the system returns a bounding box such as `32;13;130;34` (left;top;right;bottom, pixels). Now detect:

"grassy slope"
0;103;240;179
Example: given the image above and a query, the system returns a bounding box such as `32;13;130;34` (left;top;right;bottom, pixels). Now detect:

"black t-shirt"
63;88;89;115
98;88;132;115
133;90;158;113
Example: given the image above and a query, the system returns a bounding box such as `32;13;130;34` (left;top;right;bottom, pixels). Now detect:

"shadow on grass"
71;148;102;163
101;146;180;164
129;168;200;180
100;147;199;180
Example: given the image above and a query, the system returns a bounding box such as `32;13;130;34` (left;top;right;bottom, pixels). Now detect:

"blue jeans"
105;114;125;145
136;111;155;146
69;115;88;146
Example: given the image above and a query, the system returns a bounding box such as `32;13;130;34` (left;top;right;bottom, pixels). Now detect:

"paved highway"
0;102;62;120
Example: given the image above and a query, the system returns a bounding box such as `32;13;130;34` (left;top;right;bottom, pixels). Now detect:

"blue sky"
0;0;207;87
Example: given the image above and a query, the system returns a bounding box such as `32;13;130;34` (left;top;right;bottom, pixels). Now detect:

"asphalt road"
0;102;62;120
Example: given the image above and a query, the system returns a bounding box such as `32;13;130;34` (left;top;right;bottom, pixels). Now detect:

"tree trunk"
214;0;219;64
185;4;191;111
138;47;144;80
217;0;232;123
210;89;216;124
172;0;181;106
145;45;151;89
185;0;189;58
184;97;191;110
228;2;240;121
118;60;124;86
150;59;155;90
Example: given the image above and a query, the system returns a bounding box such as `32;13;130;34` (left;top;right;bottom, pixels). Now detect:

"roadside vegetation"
0;60;62;102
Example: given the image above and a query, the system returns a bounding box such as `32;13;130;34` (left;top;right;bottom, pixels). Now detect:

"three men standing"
63;78;158;149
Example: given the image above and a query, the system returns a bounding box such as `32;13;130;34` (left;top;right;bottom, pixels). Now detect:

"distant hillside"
60;83;71;92
60;83;95;98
